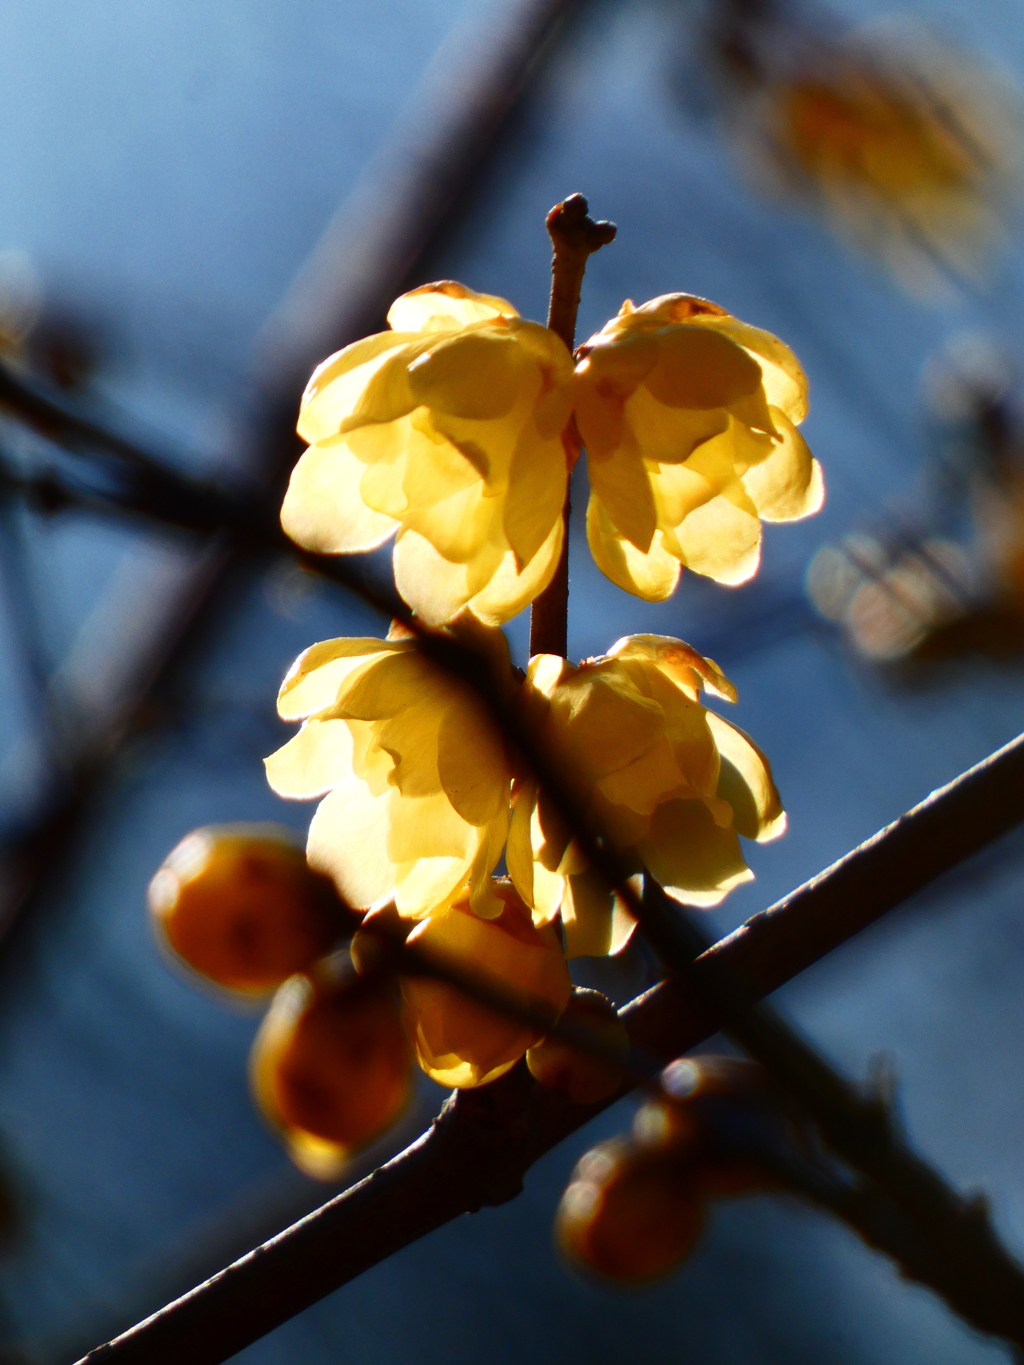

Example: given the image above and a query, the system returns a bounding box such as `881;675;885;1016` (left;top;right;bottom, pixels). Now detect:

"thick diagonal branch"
76;731;1024;1365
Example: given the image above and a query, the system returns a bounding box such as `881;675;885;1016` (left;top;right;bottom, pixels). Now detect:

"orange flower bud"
148;824;352;996
526;987;628;1104
401;881;571;1088
555;1138;704;1284
250;962;413;1179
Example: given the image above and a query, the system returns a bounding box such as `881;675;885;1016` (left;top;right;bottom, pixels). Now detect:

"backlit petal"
281;441;398;554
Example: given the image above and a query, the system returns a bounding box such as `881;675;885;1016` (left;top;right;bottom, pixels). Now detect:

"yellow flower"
574;294;824;600
738;26;1022;292
282;281;575;626
264;620;513;920
507;635;785;956
400;880;571;1088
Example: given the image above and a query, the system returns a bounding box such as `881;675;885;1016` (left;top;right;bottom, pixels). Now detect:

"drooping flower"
282;281;575;626
399;879;571;1088
574;295;823;600
507;635;785;956
708;7;1022;293
264;619;513;921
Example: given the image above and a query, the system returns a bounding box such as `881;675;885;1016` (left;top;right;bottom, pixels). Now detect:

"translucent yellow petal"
531;853;566;925
277;640;402;720
264;719;355;800
648;458;719;527
342;348;419;431
561;872;638;958
468;515;564;626
531;788;571;873
555;670;663;778
336;651;440;721
402;479;496;565
573;371;626;462
306;779;396;908
386;791;473;864
607;636;738;703
512;316;578;384
741;408;826;522
297;333;412;443
281;441;398;554
705;711;786;843
402;895;570;1085
387;281;519;333
406;329;530;420
643;326;762;410
695;316;809;424
467;817;510;919
639;798;753;907
506;785;536;905
402;988;521;1087
674;496;762;585
586;442;657;552
502;426;567;569
436;701;509;825
376;705;442;798
620;386;730;466
586;496;681;602
595;735;688;815
393;528;497;625
394;855;472;917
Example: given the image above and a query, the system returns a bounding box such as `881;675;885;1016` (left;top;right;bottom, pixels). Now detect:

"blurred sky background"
1;0;1024;1361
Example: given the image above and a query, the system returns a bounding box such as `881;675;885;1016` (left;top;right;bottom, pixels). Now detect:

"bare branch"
75;731;1024;1364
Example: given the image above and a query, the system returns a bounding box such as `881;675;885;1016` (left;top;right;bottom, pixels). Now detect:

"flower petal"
741;408;826;522
407;329;530;420
469;516;564;626
297;333;412;443
587;441;657;552
306;779;396;908
387;281;519;333
586;497;681;602
393;529;490;625
673;496;762;585
278;640;402;720
639;798;753;906
561;871;638;958
502;426;567;569
643;326;763;410
706;711;787;843
694;316;809;424
264;719;355;799
281;441;398;554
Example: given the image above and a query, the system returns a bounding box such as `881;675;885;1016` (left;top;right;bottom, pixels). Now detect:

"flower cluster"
153;254;821;1179
267;627;784;959
282;281;821;620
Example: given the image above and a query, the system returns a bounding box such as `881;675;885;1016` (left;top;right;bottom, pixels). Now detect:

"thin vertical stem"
528;194;615;659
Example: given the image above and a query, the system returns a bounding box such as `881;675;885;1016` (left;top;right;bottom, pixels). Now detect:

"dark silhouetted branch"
75;733;1024;1364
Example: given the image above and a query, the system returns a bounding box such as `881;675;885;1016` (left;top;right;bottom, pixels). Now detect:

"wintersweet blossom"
400;880;572;1088
282;281;575;626
723;21;1021;293
574;295;824;600
507;635;785;957
264;620;512;920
